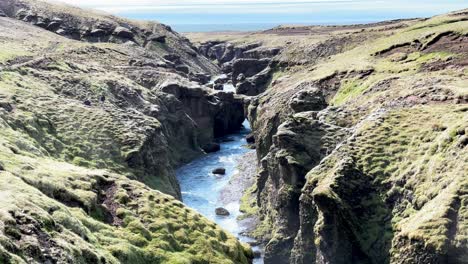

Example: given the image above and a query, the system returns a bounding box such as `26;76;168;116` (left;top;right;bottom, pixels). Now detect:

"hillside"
0;0;251;263
187;9;468;264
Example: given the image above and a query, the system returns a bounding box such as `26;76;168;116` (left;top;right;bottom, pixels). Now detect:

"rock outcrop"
196;40;281;96
158;82;245;147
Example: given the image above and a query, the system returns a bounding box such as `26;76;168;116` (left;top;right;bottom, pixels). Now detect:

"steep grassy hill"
0;0;251;263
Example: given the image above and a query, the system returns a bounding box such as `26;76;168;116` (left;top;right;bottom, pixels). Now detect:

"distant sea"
171;20;385;33
124;4;468;33
172;23;282;32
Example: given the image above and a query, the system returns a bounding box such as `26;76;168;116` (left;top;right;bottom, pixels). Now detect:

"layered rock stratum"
188;9;468;264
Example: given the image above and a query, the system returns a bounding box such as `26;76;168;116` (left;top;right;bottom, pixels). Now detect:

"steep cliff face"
189;9;468;263
0;1;251;263
158;82;245;148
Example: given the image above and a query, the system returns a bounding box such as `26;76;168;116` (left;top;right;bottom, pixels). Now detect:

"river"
176;84;264;263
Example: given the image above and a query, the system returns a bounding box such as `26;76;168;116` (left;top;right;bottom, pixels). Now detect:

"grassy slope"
293;10;466;261
0;12;250;264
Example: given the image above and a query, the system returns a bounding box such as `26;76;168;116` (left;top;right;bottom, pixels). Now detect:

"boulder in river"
214;74;229;84
212;167;226;175
203;142;221;153
214;83;224;90
215;207;230;216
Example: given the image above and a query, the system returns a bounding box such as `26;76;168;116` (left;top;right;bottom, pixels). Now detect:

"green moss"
46;61;72;72
0;131;251;264
0;45;31;63
331;78;369;106
239;184;259;220
302;103;467;262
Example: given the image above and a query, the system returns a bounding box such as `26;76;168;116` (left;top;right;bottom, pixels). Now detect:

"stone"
123;41;138;47
253;250;262;258
90;28;107;37
0;101;13;112
236;73;246;82
289;87;327;113
458;135;468;148
34;21;47;28
0;9;6;17
214;83;224;90
202;143;221;153
215;207;230;216
56;29;66;35
95;21;114;31
213;74;229;84
83;100;91;106
212;168;226;175
243;46;281;59
113;26;134;39
246;134;255;144
47;21;61;31
221;62;233;73
175;64;190;74
235;81;255;95
234;67;274;96
148;34;166;43
232;58;270;85
189;73;211;84
163;54;181;63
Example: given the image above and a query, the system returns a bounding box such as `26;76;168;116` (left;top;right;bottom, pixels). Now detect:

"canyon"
0;0;467;263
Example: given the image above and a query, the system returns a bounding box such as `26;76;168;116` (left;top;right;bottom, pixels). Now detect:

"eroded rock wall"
237;11;468;264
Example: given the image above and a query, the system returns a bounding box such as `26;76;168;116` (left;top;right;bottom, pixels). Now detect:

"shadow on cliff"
295;156;395;264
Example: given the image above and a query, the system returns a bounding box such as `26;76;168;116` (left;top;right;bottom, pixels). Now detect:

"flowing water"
176;83;264;263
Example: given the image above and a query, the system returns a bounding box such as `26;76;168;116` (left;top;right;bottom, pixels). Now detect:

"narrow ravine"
176;85;264;263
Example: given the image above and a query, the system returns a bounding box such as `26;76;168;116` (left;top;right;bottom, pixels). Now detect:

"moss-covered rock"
0;1;252;263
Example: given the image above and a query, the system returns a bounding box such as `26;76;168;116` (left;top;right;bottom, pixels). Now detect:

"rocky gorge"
0;0;467;263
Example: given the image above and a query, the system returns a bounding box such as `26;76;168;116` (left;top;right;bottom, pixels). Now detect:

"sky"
51;0;468;32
